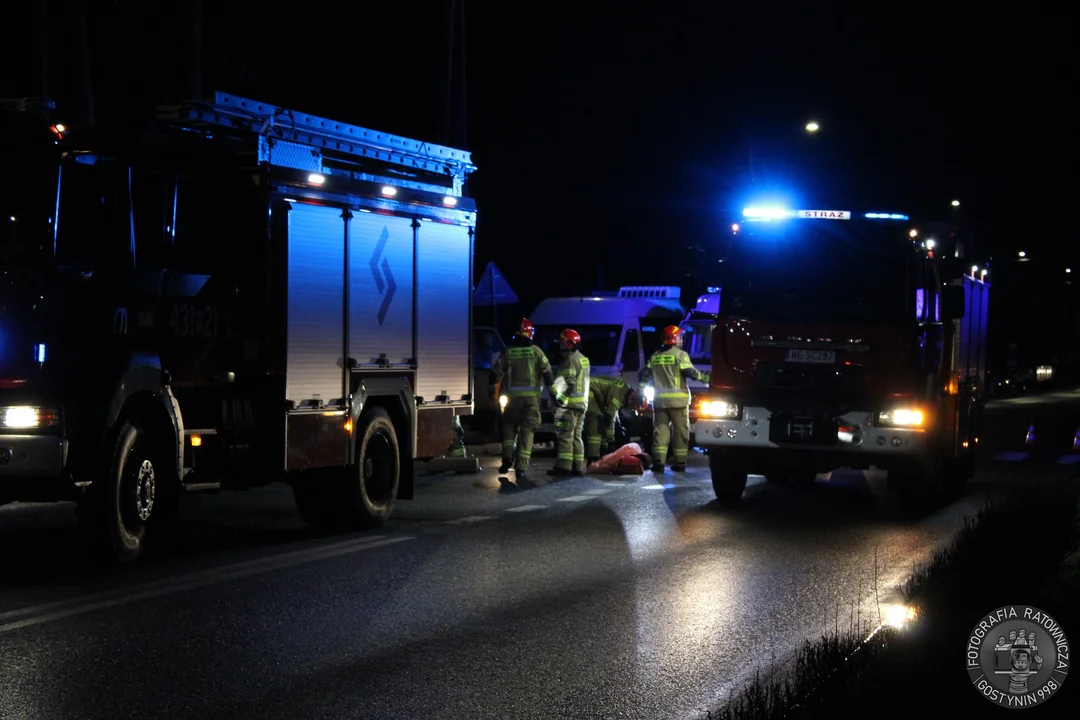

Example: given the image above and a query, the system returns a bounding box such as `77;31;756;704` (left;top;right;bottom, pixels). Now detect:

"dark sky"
4;2;1051;322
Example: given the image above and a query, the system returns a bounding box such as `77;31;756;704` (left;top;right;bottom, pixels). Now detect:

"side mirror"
942;284;965;320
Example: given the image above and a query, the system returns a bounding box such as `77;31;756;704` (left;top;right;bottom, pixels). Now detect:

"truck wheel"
709;452;748;506
342;407;400;529
82;419;165;563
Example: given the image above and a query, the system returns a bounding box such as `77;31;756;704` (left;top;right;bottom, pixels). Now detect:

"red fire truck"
693;207;987;507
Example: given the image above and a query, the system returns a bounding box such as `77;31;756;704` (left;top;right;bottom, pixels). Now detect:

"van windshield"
533;324;622;366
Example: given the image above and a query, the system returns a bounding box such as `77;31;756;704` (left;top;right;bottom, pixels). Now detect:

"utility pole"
190;0;203;101
74;0;94;126
439;0;468;149
33;0;50;97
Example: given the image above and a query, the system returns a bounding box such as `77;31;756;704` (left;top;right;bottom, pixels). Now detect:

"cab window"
54;155;132;269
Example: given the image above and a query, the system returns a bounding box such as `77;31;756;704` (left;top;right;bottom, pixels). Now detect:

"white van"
528;286;687;444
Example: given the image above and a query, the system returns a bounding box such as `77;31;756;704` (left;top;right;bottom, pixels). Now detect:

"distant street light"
951;200;960;207
805;121;820;133
1018;251;1026;257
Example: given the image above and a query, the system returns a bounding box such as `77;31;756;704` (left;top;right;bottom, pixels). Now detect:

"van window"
620;329;640;371
534;324;622;366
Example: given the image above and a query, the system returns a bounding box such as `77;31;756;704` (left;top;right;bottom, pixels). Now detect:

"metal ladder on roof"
154;92;476;196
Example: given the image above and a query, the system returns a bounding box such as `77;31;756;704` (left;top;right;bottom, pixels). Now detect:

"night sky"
3;2;1067;363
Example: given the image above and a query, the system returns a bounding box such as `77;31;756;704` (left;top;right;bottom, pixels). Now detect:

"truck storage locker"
415;220;471;403
349;210;415;367
286;202;346;407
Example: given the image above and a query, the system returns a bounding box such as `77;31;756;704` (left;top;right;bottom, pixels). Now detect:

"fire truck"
693;207;987;507
0;93;477;562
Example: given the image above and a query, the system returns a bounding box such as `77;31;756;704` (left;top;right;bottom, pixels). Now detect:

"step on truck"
0;92;477;562
693;207;987;506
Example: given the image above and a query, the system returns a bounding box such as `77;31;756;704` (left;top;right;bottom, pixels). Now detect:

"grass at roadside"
708;476;1080;720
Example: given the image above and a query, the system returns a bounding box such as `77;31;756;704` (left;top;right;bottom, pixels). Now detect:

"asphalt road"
1;388;1078;720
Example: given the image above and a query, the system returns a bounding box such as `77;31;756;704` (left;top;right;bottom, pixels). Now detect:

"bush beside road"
710;474;1080;720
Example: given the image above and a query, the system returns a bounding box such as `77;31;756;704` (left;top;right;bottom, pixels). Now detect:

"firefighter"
490;318;555;481
585;376;631;464
548;328;591;477
639;325;710;473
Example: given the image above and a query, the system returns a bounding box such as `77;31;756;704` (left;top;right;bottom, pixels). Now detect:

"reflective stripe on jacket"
493;345;551;398
557;349;591;411
646;346;703;409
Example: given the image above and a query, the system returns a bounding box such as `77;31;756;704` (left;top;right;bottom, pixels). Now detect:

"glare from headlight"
499;394;508;411
3;406;41;428
878;408;925;426
700;400;739;418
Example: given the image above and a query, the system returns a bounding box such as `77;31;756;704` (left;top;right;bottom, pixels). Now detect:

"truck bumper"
0;435;68;478
694;406;927;463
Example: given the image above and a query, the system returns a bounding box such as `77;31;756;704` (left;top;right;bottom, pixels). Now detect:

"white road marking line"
582;488;613;495
556;495;593;502
505;504;548;513
443;516;494;524
0;535;413;634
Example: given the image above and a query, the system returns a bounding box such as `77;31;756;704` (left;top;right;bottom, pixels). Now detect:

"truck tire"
79;419;166;564
341;407;400;529
709;452;748;506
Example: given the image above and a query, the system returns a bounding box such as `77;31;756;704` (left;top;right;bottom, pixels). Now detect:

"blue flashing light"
742;207;795;221
34;343;46;363
864;212;910;220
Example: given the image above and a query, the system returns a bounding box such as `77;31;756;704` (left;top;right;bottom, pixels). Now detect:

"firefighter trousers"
554;407;586;472
652;406;690;467
501;398;540;472
584;410;615;458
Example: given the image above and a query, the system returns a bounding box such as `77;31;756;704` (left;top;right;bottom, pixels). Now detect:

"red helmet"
516;318;535;340
662;325;683;345
559;328;581;349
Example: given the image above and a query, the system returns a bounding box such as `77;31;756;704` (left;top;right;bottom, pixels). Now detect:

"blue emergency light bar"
742;207;851;221
742;207;910;222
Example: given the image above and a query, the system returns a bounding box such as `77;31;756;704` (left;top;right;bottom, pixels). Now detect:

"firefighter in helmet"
585;376;632;464
639;325;710;472
490;318;555;481
548;328;591;477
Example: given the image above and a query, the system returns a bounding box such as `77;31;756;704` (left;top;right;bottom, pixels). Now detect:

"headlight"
876;408;925;427
699;400;740;419
499;394;508;411
2;406;61;429
643;386;655;403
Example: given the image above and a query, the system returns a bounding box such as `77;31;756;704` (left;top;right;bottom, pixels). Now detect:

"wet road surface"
1;389;1078;719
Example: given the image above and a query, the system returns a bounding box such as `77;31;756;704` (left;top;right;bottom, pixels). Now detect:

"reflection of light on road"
631;551;746;700
883;603;916;629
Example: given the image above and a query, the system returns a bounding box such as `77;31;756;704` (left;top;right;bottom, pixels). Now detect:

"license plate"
786;349;835;364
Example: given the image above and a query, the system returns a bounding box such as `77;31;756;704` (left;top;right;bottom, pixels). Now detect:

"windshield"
719;219;914;323
680;320;714;362
534;324;622;366
0;120;60;264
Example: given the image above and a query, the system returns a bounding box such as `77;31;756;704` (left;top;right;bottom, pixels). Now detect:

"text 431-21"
170;303;219;340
